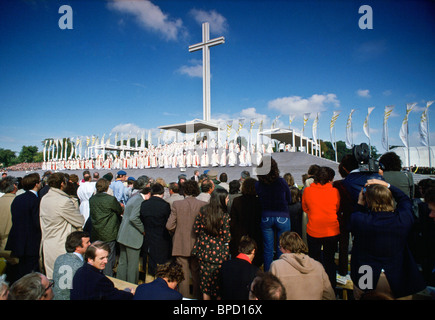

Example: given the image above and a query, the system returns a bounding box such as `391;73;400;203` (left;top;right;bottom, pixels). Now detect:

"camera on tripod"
352;143;379;173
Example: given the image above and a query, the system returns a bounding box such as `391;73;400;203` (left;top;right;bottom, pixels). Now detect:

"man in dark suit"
220;236;259;300
140;183;172;277
166;180;207;299
134;261;184;300
5;173;42;283
71;241;134;300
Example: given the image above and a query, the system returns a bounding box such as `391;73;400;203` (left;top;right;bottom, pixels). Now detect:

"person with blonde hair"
350;179;426;299
270;231;335;300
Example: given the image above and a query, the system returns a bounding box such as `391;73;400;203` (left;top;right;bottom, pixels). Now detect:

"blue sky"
0;0;434;155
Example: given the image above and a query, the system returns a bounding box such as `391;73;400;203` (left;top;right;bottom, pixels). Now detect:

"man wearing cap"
207;170;225;191
110;170;129;204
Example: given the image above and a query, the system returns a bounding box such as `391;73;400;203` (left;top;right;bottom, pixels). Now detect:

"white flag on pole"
363;107;375;140
312;113;319;142
382;105;394;151
289;115;295;129
345;109;355;149
399;103;417;147
302;113;310;136
420;101;434;146
329;111;340;150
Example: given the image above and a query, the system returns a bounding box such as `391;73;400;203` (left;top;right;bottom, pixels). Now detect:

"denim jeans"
261;216;291;271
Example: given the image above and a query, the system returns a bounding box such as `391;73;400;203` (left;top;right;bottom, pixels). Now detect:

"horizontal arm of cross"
188;37;225;52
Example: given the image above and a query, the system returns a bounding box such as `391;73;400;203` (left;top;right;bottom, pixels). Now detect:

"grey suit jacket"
117;193;145;249
52;252;84;300
166;196;207;257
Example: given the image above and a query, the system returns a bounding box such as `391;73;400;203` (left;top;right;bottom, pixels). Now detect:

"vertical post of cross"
188;22;225;122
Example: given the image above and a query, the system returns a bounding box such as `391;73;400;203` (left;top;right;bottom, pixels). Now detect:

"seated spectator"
7;272;54;300
70;241;134;300
52;231;90;300
248;272;286;300
220;236;260;300
270;231;335;300
134;261;184;300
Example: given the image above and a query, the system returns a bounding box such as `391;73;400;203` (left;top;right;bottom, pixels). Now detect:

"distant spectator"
8;272;54;300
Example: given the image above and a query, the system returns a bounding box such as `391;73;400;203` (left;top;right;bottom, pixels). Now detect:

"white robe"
220;149;227;166
228;150;237;167
77;181;96;224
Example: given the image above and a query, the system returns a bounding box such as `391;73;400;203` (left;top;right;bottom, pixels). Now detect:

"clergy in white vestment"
193;150;200;168
186;151;192;167
228;149;237;167
220;149;227;166
246;150;252;167
77;178;96;225
239;146;247;167
178;152;185;168
201;150;209;167
211;149;219;167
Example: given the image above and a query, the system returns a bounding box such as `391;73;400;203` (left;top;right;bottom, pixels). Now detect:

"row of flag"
306;101;434;151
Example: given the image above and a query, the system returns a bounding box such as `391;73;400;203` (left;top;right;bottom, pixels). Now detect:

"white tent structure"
390;146;435;168
259;128;320;156
158;118;221;145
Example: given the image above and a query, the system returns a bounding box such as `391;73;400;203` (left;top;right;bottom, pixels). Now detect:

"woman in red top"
302;166;340;289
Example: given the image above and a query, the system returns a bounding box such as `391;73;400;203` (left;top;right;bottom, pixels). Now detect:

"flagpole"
334;126;338;162
386;121;389;152
428;108;432;168
407;120;411;168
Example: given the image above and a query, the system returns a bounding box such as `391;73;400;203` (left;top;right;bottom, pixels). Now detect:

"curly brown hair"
155;261;185;284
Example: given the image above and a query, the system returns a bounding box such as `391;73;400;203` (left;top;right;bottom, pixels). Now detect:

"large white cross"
189;22;225;122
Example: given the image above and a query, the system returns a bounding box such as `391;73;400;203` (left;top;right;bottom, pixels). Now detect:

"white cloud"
189;8;228;34
357;89;371;98
110;123;144;135
107;0;184;41
176;64;203;78
267;93;340;117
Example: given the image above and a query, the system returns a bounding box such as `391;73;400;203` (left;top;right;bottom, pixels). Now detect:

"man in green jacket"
89;178;123;276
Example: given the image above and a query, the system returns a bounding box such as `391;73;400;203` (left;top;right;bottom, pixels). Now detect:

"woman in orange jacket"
302;166;340;289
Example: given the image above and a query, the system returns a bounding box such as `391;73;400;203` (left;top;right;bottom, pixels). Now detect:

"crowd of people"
0;151;434;301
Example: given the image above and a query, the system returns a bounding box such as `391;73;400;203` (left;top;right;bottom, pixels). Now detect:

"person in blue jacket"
350;179;426;299
134;260;184;300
